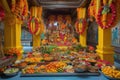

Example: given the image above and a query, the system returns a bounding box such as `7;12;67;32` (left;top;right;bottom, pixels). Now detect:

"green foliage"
72;44;82;52
102;5;110;14
40;45;57;54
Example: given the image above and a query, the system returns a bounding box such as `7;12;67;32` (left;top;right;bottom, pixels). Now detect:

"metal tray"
20;72;100;77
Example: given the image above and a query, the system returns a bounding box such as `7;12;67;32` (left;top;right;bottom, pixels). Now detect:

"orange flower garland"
88;0;96;21
5;48;21;57
75;18;86;34
11;0;28;20
11;0;16;12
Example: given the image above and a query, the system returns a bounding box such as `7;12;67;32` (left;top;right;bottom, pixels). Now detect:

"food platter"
100;71;120;80
2;45;112;78
99;66;120;80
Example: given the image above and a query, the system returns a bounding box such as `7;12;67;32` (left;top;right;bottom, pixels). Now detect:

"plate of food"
102;72;120;80
101;66;120;80
4;68;19;76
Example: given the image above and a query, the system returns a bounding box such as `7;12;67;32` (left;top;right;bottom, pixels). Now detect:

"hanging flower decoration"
11;0;28;20
75;18;87;34
96;0;116;29
88;0;96;22
28;17;39;34
65;15;71;26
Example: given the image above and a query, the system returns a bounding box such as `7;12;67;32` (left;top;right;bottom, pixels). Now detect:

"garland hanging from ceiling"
76;8;87;34
28;7;44;35
88;0;96;21
1;0;28;21
88;0;120;29
11;0;28;20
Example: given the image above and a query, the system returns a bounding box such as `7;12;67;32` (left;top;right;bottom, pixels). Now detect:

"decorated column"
95;0;120;64
1;0;28;60
4;15;22;50
4;14;23;60
30;7;43;48
76;8;87;47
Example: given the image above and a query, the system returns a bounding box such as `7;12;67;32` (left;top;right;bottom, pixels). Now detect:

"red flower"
89;46;94;51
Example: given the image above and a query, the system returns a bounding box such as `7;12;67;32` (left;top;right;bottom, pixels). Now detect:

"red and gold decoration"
28;7;44;35
96;0;116;29
75;18;87;34
88;0;120;29
28;17;39;35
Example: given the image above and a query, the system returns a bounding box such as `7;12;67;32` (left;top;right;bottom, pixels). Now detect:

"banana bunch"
102;66;120;78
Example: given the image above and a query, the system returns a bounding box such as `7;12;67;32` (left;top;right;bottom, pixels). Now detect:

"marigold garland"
28;17;39;34
11;0;16;12
88;0;96;21
5;48;21;57
96;1;116;29
75;18;86;34
11;0;28;20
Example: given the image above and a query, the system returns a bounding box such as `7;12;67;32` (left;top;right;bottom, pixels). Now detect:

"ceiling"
27;0;91;17
28;0;90;8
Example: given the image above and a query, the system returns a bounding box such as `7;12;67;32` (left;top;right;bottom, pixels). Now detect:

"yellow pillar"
77;8;87;47
4;14;23;59
79;30;87;47
95;0;114;64
96;27;114;64
31;7;42;48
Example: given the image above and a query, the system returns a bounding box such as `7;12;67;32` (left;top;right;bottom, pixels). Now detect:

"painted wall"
112;21;120;46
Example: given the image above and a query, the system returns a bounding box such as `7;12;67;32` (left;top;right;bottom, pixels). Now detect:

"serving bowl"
4;68;19;77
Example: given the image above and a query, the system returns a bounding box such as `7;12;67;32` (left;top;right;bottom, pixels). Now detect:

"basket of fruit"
3;68;19;76
101;66;120;80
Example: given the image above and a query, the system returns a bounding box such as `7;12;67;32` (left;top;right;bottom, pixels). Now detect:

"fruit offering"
22;64;37;74
44;57;54;62
24;57;43;63
45;61;67;73
102;66;120;79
